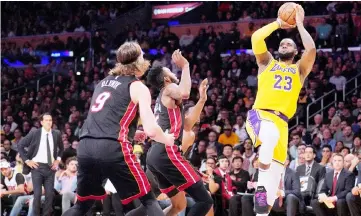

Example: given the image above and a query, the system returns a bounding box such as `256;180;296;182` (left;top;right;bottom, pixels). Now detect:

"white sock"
256;214;269;216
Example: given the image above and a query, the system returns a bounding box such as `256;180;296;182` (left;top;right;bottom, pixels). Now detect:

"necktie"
305;165;311;176
46;133;52;166
331;172;338;196
278;174;284;207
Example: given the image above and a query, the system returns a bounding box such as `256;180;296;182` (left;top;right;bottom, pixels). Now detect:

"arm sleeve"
15;173;25;185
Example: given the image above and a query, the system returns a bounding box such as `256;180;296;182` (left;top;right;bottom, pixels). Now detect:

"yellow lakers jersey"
253;59;302;119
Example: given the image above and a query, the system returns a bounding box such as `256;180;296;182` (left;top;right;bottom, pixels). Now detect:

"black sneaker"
254;186;268;214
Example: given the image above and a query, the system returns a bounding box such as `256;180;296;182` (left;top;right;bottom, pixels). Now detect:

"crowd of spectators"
199;2;360;23
1;1;142;38
1;1;361;216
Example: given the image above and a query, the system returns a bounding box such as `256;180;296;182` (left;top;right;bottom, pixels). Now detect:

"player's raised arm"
130;81;174;146
172;49;191;99
252;16;295;67
295;5;316;83
183;78;208;131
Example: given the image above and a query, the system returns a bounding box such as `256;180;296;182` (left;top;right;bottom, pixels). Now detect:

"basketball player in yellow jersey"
246;5;316;215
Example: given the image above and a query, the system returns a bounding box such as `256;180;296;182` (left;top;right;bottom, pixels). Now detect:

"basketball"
278;2;297;25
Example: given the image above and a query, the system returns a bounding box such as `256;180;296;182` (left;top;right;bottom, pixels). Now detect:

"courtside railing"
305;72;361;128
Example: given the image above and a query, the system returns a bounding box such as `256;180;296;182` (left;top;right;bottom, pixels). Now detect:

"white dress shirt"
32;128;58;163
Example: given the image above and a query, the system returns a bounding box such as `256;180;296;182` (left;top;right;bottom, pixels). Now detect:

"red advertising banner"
170;14;361;39
152;2;203;19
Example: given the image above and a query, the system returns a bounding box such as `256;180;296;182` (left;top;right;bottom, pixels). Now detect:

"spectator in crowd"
233;115;248;144
179;28;195;48
329;68;347;92
351;136;361;155
296;146;326;205
222;144;233;162
207;131;223;154
316;18;333;47
189;140;207;169
352;98;361;117
311;154;355;216
218;125;239;146
199;145;219;172
54;157;78;213
271;157;302;216
3;139;17;163
289;144;306;170
289;132;304;160
11;128;23;151
336;126;354;148
228;156;250;216
0;160;26;214
320;144;333;170
321;128;336;151
346;163;361;216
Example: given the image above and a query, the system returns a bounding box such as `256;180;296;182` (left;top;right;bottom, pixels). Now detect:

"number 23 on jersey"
273;75;293;91
91;92;111;112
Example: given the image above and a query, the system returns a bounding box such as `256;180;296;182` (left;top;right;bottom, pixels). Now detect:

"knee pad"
258;121;280;165
258;121;280;145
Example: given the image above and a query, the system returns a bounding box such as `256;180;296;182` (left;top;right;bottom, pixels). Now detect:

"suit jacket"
284;167;302;200
18;128;63;174
296;161;326;184
320;168;355;200
4;149;17;163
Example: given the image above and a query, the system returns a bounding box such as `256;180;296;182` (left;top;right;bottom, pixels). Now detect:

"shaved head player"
63;42;174;216
245;5;316;215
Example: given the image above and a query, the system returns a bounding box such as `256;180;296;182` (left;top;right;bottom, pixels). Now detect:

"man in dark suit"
241;158;302;216
18;113;63;216
271;159;302;216
346;163;361;216
3;139;17;163
296;146;326;183
296;146;326;205
311;154;355;216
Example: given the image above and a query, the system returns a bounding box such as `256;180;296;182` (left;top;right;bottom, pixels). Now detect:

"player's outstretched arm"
252;16;295;68
184;78;208;131
130;81;174;146
251;21;279;67
295;5;316;83
172;49;191;99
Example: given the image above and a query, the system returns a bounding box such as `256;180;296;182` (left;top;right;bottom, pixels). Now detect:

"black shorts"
146;143;201;197
76;138;151;205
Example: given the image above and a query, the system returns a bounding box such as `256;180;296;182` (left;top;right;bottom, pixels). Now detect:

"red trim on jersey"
118;101;151;205
165;145;200;191
160;185;176;194
76;193;107;201
167;107;182;139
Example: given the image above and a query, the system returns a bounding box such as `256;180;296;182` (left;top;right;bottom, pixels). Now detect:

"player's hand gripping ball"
278;2;298;26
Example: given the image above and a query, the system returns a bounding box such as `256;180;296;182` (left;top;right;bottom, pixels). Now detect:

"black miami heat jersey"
154;89;184;145
80;75;139;143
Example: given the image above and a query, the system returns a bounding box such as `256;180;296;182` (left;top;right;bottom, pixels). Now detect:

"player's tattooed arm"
163;83;183;101
184;79;208;131
130;81;175;146
295;4;316;83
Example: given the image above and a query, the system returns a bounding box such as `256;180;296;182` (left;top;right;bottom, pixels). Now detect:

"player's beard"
279;52;294;61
